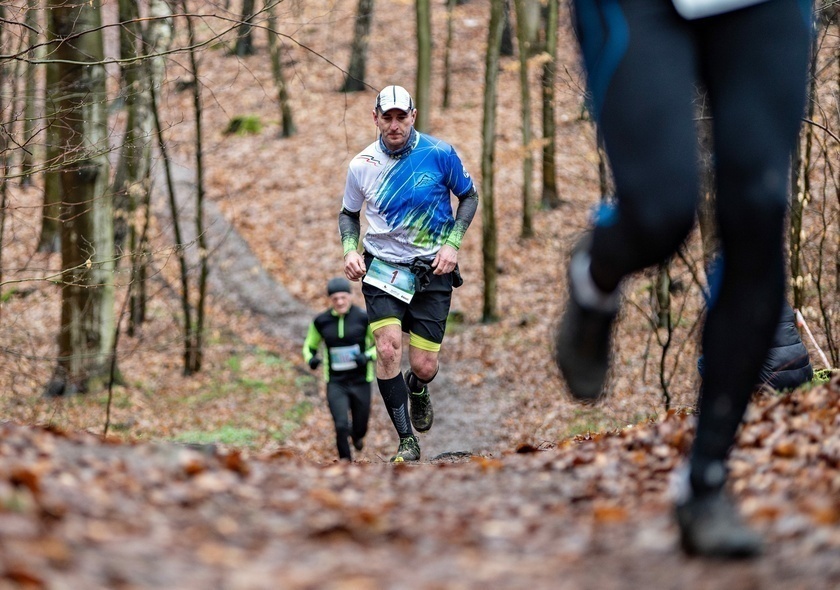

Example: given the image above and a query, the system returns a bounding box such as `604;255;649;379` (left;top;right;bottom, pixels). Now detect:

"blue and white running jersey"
343;131;474;264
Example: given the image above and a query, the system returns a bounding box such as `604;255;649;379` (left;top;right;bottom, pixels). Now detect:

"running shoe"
390;435;421;462
408;384;434;433
675;488;763;558
353;437;364;451
554;238;618;402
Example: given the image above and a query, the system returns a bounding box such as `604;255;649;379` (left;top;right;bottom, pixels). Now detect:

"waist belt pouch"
410;259;434;292
409;258;464;291
452;264;463;288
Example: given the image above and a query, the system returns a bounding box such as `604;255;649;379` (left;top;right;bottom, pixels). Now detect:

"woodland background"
0;0;837;587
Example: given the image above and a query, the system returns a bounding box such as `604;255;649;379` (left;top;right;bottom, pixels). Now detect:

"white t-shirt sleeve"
342;165;364;212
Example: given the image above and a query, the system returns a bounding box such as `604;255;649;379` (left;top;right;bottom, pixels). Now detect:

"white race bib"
362;258;416;303
329;344;361;371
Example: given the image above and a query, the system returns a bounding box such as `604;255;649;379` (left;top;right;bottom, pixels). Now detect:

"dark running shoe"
675;489;764;558
390;435;421;463
409;387;434;432
554;239;618;402
406;371;434;433
352;437;364;452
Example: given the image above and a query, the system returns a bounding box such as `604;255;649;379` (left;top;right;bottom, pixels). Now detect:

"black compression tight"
574;0;811;488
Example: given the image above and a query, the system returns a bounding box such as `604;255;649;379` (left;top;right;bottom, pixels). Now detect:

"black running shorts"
361;252;455;347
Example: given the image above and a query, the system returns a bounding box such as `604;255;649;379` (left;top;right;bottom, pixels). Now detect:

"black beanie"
327;277;351;295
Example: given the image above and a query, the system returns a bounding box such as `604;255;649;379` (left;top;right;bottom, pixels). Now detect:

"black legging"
573;0;811;485
326;380;371;460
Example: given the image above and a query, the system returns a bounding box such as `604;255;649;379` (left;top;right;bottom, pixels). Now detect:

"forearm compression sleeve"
338;207;361;255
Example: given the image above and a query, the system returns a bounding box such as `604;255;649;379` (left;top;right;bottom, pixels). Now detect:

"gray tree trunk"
695;94;718;271
48;0;116;395
113;0;148;251
127;0;172;334
21;0;40;186
415;0;432;132
514;0;539;239
341;0;374;92
268;5;296;137
540;0;561;209
182;3;209;374
0;5;7;312
481;0;505;323
501;0;514;56
442;0;456;108
234;0;257;57
38;10;62;253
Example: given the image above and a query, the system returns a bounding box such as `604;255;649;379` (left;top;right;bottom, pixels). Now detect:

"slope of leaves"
0;380;837;587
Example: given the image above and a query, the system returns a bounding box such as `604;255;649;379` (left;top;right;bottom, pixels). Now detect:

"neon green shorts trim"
370;317;402;333
409;332;441;352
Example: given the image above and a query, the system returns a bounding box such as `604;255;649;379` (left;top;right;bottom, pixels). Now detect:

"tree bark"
481;0;505;323
38;11;61;253
442;0;456;109
268;5;296;137
234;0;257;57
790;31;819;310
48;0;116;395
113;0;148;251
540;0;560;209
20;0;40;186
183;2;209;374
341;0;374;93
415;0;432;132
501;0;514;57
514;0;538;239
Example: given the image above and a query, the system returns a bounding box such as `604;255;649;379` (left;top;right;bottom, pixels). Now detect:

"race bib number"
329;344;361;371
671;0;769;19
363;258;416;303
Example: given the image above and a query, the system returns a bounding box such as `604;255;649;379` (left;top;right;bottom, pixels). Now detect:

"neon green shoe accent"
390;435;420;462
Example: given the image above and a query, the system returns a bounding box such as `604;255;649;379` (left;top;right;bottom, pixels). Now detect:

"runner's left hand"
432;245;458;275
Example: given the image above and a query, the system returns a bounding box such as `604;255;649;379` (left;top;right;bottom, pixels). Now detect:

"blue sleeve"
444;147;474;198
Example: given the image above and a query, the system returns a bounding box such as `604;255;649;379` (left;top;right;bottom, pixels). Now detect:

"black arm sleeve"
339;207;361;255
444;186;479;249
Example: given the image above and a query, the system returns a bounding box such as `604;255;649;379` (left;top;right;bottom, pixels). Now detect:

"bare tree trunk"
37;10;62;253
267;5;296;137
540;0;560;209
415;0;432;132
501;0;514;57
514;0;538;239
183;3;209;375
0;4;7;315
790;32;819;310
341;0;374;93
20;0;40;186
481;0;505;323
48;0;116;395
442;0;456;109
836;17;840;295
113;0;147;252
127;0;172;335
695;94;718;271
234;0;257;57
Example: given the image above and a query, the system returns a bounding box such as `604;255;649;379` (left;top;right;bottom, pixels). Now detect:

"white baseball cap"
375;85;414;113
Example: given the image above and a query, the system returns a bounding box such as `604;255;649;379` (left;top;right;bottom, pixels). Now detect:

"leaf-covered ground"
0;381;838;588
0;0;838;587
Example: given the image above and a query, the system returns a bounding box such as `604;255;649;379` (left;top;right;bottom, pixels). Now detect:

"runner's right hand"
344;251;366;281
